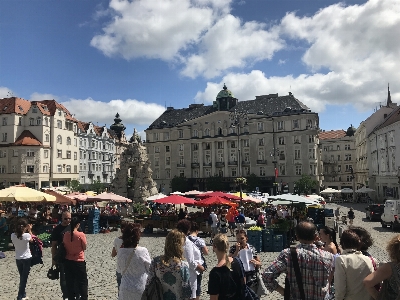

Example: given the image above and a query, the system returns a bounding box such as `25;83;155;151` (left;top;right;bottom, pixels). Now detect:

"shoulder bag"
233;256;260;300
141;256;163;300
284;247;306;300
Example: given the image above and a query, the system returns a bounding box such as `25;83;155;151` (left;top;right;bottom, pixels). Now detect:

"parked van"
381;200;400;230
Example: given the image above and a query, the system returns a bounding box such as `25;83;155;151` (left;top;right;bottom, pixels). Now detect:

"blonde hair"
162;229;185;266
387;234;400;263
213;233;231;269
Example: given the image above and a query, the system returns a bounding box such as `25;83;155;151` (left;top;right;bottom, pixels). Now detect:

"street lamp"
229;109;248;207
349;166;356;202
270;148;280;195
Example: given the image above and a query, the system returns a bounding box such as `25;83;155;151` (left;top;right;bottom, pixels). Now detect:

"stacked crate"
273;234;284;252
247;230;262;253
262;229;274;252
87;209;100;234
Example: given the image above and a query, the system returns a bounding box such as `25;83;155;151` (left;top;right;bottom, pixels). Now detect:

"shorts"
211;227;219;234
228;222;236;229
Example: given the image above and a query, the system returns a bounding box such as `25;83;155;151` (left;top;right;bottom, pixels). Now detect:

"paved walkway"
0;203;396;300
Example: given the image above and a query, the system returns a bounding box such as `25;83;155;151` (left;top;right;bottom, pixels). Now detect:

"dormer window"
32;106;37;113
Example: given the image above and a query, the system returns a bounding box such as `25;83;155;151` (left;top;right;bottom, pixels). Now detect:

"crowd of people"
5;202;400;300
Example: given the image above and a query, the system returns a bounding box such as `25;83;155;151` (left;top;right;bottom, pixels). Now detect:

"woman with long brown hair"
145;229;191;299
11;218;33;300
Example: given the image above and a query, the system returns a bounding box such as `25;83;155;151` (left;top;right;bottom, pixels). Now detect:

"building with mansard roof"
145;85;322;194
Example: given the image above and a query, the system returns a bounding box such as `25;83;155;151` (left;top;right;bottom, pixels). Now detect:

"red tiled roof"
0;97;31;115
36;100;77;121
14;130;42;146
319;130;346;140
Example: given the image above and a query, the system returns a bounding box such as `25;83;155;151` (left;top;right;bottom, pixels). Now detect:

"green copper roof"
216;83;234;99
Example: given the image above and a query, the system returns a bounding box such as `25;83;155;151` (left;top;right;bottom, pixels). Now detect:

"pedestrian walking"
227;206;238;237
63;217;88;300
50;211;71;299
208;233;241;299
117;223;151;300
348;208;355;225
177;219;204;300
229;229;262;293
234;209;246;231
111;221;128;290
11;218;33;300
209;210;219;243
364;234;400;300
263;221;334;300
145;229;191;299
334;229;375;300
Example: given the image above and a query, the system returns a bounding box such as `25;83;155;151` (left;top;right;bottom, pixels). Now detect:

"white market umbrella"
0;186;56;202
340;188;354;193
356;186;375;193
146;193;167;201
184;190;205;195
268;194;318;205
320;188;341;194
170;191;185;195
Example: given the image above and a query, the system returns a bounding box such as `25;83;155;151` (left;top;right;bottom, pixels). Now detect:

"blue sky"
1;0;399;138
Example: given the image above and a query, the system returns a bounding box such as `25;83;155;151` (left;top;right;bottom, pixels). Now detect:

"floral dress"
146;256;191;300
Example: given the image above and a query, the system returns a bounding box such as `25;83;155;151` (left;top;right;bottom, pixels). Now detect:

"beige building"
145;85;321;194
319;128;356;192
368;105;400;200
0;97;79;189
355;86;397;191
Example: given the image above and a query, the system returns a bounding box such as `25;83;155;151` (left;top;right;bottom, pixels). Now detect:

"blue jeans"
16;258;32;300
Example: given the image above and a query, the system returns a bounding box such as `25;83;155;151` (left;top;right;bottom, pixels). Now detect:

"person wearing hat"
235;209;246;231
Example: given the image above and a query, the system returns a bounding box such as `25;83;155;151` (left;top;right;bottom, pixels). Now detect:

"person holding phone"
11;218;33;300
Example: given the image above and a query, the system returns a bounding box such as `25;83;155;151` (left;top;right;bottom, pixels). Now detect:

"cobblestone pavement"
0;203;396;300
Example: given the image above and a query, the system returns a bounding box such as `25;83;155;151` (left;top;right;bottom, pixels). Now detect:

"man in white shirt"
210;211;219;243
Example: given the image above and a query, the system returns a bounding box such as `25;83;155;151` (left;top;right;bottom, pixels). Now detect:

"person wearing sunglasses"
50;211;72;300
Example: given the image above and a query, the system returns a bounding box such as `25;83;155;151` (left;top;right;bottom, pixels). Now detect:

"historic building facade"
319;127;356;191
145;85;322;194
368;105;400;200
0;97;79;189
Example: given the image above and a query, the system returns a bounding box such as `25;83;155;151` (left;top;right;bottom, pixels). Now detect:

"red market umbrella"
196;196;238;207
87;192;132;203
197;191;241;201
154;195;195;205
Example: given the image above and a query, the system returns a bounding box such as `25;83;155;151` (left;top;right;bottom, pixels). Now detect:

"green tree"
205;174;225;191
293;175;318;194
170;176;189;193
245;173;262;192
67;179;81;192
89;179;105;194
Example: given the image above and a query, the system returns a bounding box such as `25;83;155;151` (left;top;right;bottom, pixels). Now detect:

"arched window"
204;128;210;136
43;165;48;173
67;137;71;145
36;117;41;125
218;127;223;135
57;135;62;144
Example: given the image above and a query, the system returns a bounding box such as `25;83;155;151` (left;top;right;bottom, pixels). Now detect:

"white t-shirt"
113;237;124;273
210;213;218;227
11;233;32;259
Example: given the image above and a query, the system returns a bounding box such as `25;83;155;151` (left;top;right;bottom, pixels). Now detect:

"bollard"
339;226;344;238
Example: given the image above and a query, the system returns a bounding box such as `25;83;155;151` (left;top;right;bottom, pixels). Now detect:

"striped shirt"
263;243;334;300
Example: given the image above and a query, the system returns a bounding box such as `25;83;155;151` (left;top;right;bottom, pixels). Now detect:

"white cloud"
0;87;14;98
181;15;284;78
30;92;59;101
278;59;286;65
195;0;400;112
61;98;166;128
90;0;216;61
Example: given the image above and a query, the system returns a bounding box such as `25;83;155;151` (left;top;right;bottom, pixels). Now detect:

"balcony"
191;162;200;168
177;164;186;168
256;160;267;164
242;161;250;166
203;162;212;167
323;160;337;164
215;162;225;168
88;171;94;177
228;161;238;166
102;171;108;176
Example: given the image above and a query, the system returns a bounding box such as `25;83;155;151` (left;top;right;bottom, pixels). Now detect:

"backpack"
30;236;43;266
233;257;260;300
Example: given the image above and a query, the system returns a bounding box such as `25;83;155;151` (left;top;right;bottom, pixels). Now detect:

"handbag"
47;265;60;280
234;256;260;300
284;247;306;300
141;257;164;300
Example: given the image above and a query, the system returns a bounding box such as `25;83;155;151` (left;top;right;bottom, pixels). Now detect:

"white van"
381;200;400;230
